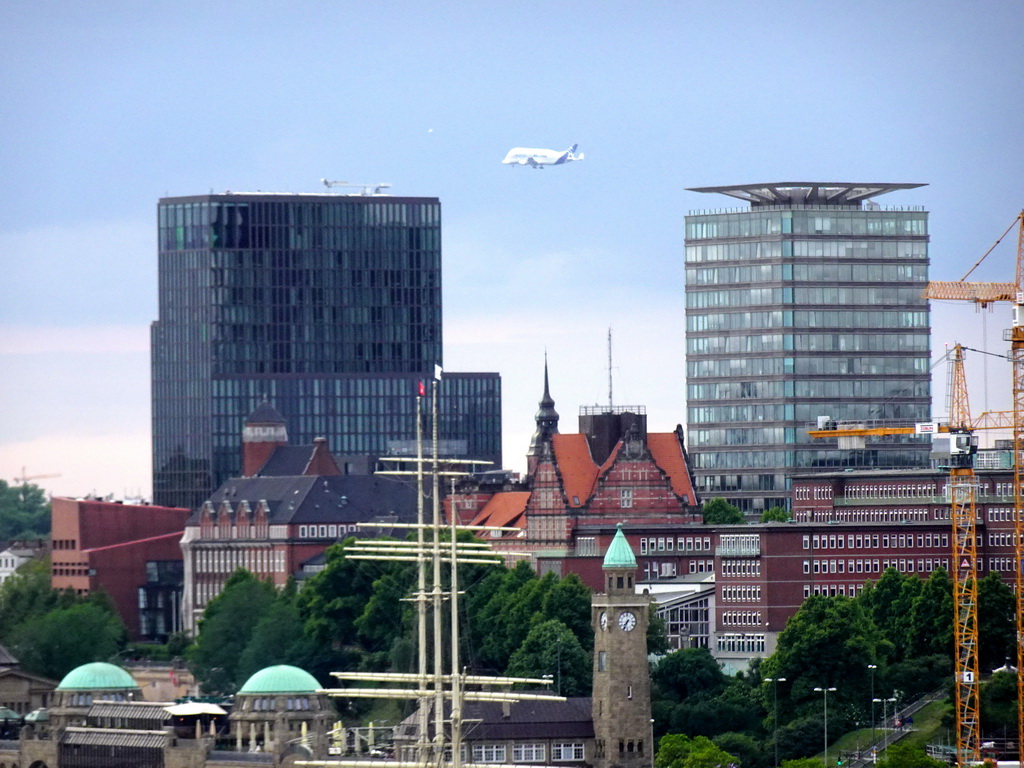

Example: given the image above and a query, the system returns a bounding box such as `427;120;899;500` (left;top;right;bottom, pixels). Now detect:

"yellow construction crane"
811;343;983;764
12;467;61;485
924;211;1024;767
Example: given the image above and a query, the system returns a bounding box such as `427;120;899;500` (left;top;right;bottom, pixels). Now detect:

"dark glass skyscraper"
152;192;501;508
684;183;931;512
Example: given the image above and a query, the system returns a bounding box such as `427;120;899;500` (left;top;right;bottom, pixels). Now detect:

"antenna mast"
608;328;613;409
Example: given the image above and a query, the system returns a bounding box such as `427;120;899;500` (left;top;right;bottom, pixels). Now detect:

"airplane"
502;144;584;168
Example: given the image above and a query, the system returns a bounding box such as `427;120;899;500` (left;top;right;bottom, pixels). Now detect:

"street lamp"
814;687;837;768
872;696;896;756
764;677;786;768
867;665;877;756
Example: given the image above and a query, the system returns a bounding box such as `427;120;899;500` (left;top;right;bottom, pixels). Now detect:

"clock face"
600;612;608;631
618;611;637;632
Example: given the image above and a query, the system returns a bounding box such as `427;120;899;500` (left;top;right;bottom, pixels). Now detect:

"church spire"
528;355;559;459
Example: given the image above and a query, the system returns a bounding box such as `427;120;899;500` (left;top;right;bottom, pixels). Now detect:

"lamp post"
868;664;877;755
814;687;837;768
764;677;786;768
872;696;896;755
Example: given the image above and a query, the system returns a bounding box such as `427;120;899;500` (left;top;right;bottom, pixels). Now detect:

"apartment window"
473;745;507;763
621;489;633;508
553;743;585;761
639;539;648;555
514;744;545;762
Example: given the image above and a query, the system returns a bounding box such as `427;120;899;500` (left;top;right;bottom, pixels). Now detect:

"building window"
514;744;545;762
553;743;585;761
621;489;633;508
473;745;507;763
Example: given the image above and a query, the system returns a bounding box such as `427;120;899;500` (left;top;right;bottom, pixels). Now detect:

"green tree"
7;600;126;680
540;573;594;652
506;619;590;696
647;604;671;656
980;669;1018;734
190;569;277;693
712;732;762;768
656;734;737;768
760;506;791;523
905;568;952;658
764;595;883;730
859;569;911;662
0;481;50;541
653;648;726;702
702;498;744;525
977;571;1015;670
236;590;307;685
0;556;67;641
875;743;946;768
780;759;824;768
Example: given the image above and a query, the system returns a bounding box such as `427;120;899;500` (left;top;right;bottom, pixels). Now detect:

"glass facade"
152;193;501;509
684;198;931;512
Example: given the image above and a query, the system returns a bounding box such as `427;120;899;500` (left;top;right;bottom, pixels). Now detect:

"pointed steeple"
528;356;559;458
603;523;638;570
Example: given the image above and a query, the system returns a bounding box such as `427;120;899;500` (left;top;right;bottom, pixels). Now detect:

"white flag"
434;363;443;380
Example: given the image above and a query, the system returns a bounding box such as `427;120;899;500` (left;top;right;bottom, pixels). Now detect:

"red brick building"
50;497;191;641
451;366;702;562
181;403;417;633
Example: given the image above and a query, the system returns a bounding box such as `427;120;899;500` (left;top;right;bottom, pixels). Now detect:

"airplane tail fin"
567;144;583;161
569;143;578;154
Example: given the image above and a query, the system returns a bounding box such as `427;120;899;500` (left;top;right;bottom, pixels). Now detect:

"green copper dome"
602;524;637;569
56;662;139;691
238;665;320;695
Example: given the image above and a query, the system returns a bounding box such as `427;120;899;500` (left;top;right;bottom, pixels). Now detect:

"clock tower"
592;524;653;768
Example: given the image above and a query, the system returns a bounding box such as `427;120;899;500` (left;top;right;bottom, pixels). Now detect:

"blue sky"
2;2;1023;498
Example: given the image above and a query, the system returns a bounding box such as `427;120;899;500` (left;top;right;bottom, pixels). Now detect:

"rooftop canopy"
238;664;320;695
687;182;926;207
56;662;139;691
602;524;637;570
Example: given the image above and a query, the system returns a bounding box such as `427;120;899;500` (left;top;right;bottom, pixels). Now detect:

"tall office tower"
152;192;501;509
684;183;931;512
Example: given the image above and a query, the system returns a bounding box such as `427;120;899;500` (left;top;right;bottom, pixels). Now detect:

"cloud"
0;324;150;355
0;430;152;501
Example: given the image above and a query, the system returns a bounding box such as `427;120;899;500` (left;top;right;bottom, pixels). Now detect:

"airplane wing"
526;157;541;167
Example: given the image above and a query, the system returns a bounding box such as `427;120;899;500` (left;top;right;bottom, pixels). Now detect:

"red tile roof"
469;492;531;531
552;434;599;507
647;432;696;502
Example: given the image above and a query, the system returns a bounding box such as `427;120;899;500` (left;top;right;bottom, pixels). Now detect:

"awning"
164;702;227;716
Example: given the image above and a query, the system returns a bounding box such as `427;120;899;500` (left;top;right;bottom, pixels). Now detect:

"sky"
2;2;1023;500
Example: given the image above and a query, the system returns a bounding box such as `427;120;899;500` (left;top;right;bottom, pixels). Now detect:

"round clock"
600;611;608;631
618;611;637;632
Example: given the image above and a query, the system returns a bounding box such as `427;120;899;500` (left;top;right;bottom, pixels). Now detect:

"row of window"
722;585;761;602
686;261;927;286
193;548;285;575
249;696;313;711
687;286;926;310
297;524;359;538
721;559;760;577
469;742;585;763
639;536;712;554
716;632;767;654
688;354;928;380
805;583;865;598
688;309;928;334
803;532;950;550
804;558;950;575
687;331;930;355
685;237;927;263
688;378;929;402
987;532;1024;548
685;209;927;240
722;611;762;626
795;508;936;523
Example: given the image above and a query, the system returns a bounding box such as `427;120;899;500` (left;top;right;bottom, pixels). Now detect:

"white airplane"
502;144;584;168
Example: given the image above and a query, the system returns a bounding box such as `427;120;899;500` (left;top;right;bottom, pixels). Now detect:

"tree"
904;568;952;658
0;480;50;541
713;732;763;768
0;556;67;641
236;591;307;685
6;600;126;680
875;743;946;768
540;573;594;652
977;572;1015;670
189;569;277;693
656;734;738;768
702;498;744;525
764;595;884;730
980;669;1018;734
653;648;726;702
760;507;791;523
506;619;590;696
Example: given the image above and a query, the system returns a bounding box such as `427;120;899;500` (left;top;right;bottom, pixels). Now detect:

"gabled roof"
469;492;530;531
245;401;286;425
193;474;416;526
462;697;594;740
256;445;338;476
647;432;696;502
552;434;599;507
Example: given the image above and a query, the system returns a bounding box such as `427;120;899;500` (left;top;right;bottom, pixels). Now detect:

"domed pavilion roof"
238;665;320;695
56;662;139;691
